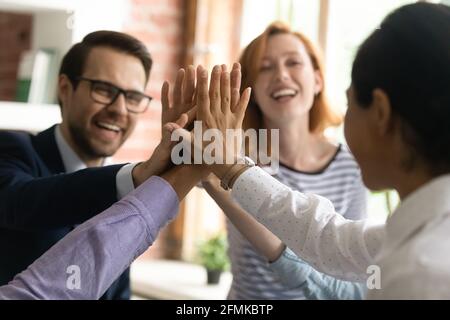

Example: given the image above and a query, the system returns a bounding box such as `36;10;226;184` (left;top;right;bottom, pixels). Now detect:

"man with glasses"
0;31;175;300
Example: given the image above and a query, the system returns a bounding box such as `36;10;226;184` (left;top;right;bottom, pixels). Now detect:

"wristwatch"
220;156;255;190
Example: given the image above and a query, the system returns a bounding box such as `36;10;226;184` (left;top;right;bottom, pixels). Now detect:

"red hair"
240;21;342;134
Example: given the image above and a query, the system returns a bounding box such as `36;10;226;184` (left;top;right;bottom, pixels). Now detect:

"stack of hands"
131;63;252;189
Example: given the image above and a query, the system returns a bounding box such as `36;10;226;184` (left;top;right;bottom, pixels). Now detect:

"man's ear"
58;74;73;115
371;88;394;136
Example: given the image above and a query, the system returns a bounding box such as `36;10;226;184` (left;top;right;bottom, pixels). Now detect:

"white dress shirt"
55;125;136;199
231;166;450;299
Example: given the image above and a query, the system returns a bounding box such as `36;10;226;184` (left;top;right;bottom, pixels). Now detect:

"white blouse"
231;166;450;299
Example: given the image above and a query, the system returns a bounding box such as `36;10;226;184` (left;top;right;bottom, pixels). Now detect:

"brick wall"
112;0;187;165
113;0;243;166
0;12;32;101
113;0;188;259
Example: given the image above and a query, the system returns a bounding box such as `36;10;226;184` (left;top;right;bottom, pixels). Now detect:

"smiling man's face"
59;46;147;163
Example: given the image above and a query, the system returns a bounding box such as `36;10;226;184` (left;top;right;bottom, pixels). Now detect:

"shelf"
0;101;61;133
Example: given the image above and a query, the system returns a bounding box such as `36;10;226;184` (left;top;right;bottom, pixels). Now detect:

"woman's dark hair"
351;3;450;174
59;30;152;88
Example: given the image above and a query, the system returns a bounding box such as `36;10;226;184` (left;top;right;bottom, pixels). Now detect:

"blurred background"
0;0;447;299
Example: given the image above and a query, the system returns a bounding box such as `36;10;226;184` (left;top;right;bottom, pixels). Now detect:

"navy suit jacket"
0;126;130;299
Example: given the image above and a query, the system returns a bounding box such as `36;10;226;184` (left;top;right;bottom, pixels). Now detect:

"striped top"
227;144;368;300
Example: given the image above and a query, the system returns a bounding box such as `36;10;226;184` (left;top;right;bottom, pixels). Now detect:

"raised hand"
132;113;189;187
131;66;197;187
197;64;251;163
171;64;251;181
161;65;197;133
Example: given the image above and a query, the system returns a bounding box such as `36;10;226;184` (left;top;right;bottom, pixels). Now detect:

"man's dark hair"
59;30;152;89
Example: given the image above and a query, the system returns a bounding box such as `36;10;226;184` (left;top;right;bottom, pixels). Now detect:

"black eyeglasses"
76;77;152;113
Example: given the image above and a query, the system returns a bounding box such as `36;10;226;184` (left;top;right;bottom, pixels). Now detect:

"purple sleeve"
0;176;178;300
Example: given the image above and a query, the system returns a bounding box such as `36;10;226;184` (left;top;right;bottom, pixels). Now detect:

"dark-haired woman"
183;2;450;299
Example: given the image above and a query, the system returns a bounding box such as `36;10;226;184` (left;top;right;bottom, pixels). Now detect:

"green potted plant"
197;233;230;285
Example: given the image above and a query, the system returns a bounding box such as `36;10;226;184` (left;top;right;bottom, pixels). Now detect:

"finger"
197;65;210;121
161;81;170;111
184;105;197;132
161;81;170;129
220;70;231;114
231;62;241;90
230;88;241;113
185;106;197;125
173;127;193;146
230;62;241;110
165;122;180;132
192;89;198;110
209;65;222;115
175;113;189;128
221;64;227;72
236;87;251;123
183;65;196;105
161;122;179;145
173;68;185;110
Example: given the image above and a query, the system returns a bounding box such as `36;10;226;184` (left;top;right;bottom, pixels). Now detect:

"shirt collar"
54;125;111;173
383;174;450;257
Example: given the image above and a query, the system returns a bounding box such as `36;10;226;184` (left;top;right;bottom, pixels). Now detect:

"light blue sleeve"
269;247;366;300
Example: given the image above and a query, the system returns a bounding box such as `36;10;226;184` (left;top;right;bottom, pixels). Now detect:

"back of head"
352;3;450;174
59;30;152;87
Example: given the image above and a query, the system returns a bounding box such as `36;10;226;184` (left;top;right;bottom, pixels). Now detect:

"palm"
161;66;196;135
197;64;250;158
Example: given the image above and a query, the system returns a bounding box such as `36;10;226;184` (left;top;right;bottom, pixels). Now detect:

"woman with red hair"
202;22;367;300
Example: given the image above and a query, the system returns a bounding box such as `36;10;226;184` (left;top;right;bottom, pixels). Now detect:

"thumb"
173;127;192;144
161;122;182;145
176;113;189;128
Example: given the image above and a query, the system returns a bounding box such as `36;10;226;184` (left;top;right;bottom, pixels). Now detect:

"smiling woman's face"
253;33;323;125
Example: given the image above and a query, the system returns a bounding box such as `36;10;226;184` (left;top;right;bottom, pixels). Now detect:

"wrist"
131;162;146;187
228;165;250;189
217;156;255;190
132;160;161;187
211;164;234;180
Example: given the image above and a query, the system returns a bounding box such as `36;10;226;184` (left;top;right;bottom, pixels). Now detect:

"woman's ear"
371;88;394;136
313;70;323;95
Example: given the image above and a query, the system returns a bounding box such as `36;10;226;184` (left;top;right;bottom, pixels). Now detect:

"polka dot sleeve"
231;166;385;281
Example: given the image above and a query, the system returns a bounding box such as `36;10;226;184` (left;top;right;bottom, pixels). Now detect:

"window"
240;0;320;48
325;0;416;112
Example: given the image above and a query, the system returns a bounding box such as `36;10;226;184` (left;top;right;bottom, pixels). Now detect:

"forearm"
203;179;285;262
162;165;206;200
305;271;366;300
0;176;179;300
230;166;384;281
269;247;366;300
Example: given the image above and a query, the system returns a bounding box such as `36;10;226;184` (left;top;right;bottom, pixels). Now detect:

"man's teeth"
97;122;121;132
272;89;297;99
